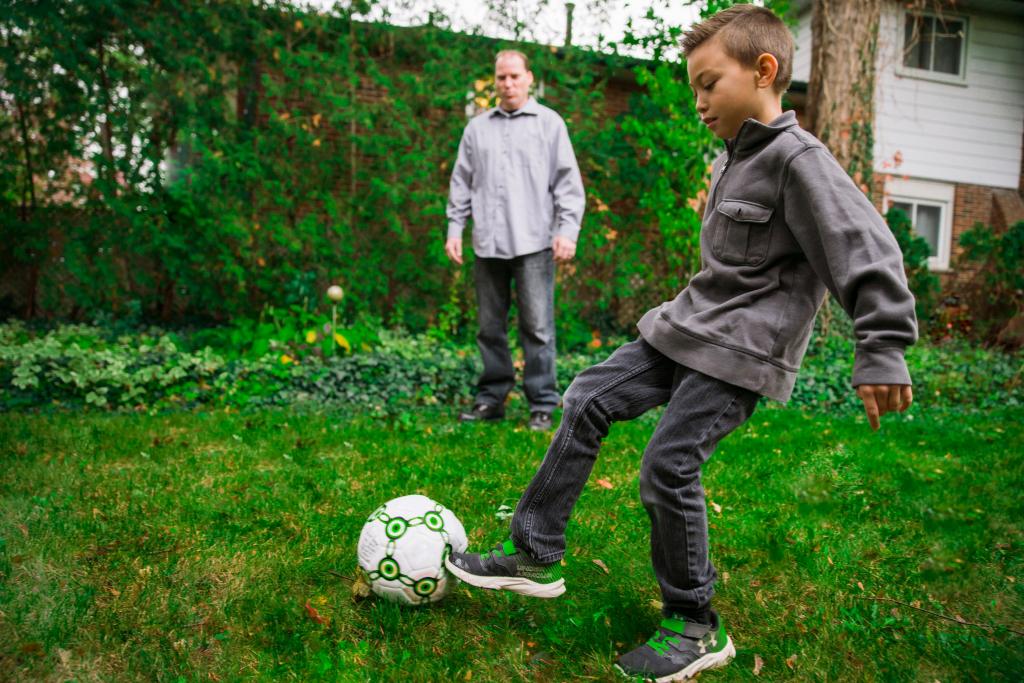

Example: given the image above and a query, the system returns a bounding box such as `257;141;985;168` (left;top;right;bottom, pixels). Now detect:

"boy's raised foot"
614;611;735;682
445;538;565;598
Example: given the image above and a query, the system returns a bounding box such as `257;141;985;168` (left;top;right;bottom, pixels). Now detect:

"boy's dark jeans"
473;249;559;414
510;338;759;613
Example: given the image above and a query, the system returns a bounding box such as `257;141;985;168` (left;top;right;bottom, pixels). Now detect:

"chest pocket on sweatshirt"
713;199;774;266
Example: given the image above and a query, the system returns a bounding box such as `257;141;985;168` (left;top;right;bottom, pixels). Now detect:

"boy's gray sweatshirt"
637;111;918;402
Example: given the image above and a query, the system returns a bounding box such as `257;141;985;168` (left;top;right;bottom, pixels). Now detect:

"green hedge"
2;322;1019;414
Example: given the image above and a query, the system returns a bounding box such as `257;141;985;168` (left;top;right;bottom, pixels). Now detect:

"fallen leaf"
710;500;722;514
593;559;609;574
304;601;328;624
753;654;764;675
464;670;472;681
596;478;614;489
785;654;797;670
351;574;372;601
857;581;864;591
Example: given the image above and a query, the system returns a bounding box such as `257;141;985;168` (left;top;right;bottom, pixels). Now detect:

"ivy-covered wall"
1;1;731;347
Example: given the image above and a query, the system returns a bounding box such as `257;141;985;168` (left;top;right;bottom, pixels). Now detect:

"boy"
446;5;916;681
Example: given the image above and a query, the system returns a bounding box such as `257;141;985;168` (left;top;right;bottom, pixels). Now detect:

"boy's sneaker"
445;538;565;598
614;611;735;682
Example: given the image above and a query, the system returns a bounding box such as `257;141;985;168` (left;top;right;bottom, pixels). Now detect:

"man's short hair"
495;49;530;72
681;5;793;93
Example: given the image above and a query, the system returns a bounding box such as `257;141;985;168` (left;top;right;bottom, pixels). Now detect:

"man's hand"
445;237;463;265
856;384;913;431
553;235;577;262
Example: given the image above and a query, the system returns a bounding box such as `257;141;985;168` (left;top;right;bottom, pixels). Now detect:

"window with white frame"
884;178;955;271
902;12;968;79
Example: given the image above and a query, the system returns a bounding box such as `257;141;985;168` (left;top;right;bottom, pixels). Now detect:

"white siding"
873;3;1024;189
792;9;813;83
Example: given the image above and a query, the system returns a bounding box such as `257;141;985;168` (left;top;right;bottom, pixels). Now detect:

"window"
884;178;955;271
902;13;967;79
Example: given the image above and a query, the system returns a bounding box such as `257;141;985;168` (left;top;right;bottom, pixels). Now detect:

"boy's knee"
639;448;700;498
562;371;603;414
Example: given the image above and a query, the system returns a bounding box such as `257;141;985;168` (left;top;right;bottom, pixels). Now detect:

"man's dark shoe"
458;403;505;422
445;538;565;598
527;411;553;431
614;611;735;682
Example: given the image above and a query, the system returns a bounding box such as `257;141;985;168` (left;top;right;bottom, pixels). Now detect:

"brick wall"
947;183;999;288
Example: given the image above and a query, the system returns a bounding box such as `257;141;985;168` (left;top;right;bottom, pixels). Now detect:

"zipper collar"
725;110;798;159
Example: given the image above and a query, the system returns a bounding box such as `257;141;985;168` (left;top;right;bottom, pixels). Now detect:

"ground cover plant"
3;321;1021;415
1;403;1021;681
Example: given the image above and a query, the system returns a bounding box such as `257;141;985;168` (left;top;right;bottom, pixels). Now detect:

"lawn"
1;403;1022;681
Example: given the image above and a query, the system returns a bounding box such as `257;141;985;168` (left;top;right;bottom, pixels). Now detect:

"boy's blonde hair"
681;5;794;94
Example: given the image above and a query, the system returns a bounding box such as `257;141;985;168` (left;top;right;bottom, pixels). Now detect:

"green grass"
1;403;1022;681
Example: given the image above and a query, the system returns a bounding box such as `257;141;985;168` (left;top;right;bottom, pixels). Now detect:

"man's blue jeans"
510;338;759;613
473;249;559;414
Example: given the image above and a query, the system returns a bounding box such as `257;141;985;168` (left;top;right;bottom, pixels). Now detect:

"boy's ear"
755;52;779;89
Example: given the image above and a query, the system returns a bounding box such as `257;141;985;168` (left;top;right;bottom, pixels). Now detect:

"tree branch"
856;595;1024;637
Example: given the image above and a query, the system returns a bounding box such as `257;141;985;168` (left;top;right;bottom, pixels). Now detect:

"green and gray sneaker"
445;539;565;598
614;611;735;682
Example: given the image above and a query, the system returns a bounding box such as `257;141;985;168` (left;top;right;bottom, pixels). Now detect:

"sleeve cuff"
852;345;912;387
556;224;580;243
447;223;465;241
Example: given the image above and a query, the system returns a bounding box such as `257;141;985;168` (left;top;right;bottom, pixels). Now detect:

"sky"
297;0;703;57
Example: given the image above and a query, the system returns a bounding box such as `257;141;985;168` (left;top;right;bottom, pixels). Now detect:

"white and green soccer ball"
357;494;468;605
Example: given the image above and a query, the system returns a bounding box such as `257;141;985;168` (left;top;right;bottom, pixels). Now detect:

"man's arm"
445;129;474;264
549;117;585;260
783;145;918;429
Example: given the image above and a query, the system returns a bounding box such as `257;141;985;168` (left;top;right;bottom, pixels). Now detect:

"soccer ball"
356;494;468;605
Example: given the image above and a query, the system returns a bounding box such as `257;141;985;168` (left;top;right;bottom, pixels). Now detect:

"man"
445;50;585;431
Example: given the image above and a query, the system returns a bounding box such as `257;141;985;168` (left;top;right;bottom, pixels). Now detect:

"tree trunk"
807;0;880;197
15;95;39;318
97;37;116;178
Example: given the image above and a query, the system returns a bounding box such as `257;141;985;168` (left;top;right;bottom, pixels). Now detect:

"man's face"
495;55;533;111
687;35;764;140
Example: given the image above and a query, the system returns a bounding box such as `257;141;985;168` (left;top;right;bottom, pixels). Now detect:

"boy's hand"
856;384;913;431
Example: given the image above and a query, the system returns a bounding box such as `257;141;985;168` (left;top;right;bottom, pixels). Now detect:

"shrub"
885;207;941;326
2;322;1019;414
956;220;1024;346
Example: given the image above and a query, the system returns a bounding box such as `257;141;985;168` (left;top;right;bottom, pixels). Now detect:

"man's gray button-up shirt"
446;98;585;259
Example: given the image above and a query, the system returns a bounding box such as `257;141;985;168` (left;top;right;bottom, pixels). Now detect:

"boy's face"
687;35;774;140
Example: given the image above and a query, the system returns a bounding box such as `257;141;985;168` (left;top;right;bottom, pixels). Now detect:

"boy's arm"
782;145;918;428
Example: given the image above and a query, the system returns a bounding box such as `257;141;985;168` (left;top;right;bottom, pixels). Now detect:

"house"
788;0;1024;281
